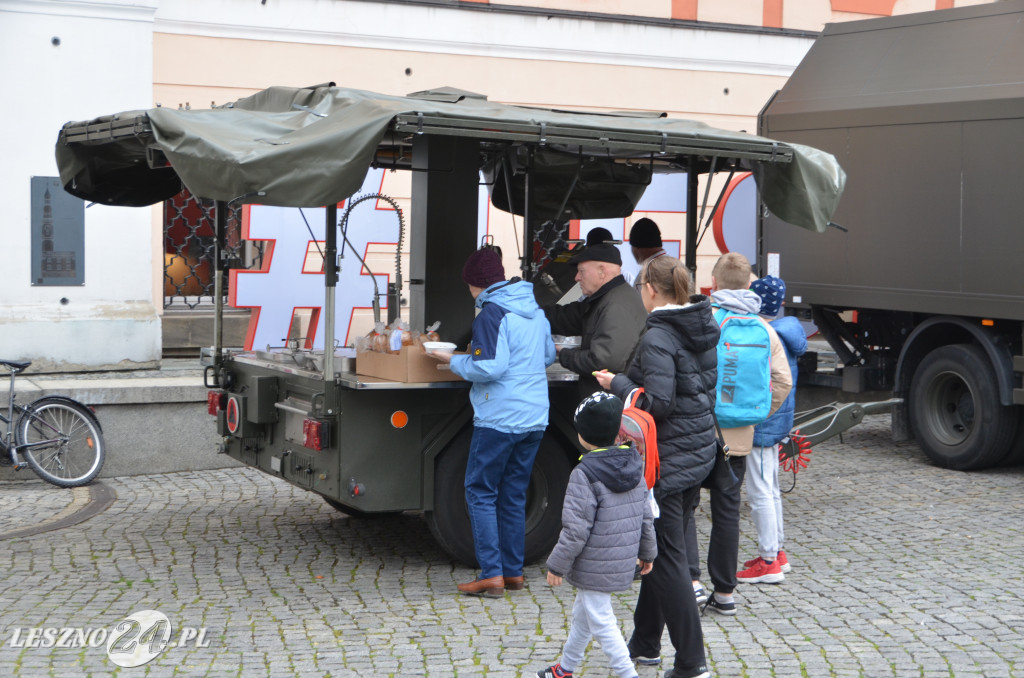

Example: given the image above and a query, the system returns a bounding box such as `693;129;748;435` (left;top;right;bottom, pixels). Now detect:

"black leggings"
628;484;707;673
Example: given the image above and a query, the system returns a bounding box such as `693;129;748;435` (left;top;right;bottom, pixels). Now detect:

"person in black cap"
585;227;615;247
628;218;668;292
543;243;647;398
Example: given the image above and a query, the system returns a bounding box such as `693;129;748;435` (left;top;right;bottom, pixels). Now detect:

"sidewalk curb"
0;481;116;540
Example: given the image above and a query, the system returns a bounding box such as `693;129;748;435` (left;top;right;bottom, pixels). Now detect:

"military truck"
759;1;1024;470
56;85;843;564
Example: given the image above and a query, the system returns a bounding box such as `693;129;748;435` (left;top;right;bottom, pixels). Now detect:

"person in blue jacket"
431;247;556;597
736;275;807;584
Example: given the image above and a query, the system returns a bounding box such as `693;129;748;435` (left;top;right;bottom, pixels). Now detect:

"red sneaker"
737;557;785;584
744;551;792;573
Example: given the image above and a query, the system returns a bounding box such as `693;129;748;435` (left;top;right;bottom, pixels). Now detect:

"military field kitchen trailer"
56;84;843;564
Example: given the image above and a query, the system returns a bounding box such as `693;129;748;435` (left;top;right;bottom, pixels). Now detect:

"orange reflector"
391;411;409;429
981;319;994;326
87;438;94;449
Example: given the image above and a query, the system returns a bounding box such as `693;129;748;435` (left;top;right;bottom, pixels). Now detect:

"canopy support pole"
213;201;227;368
523;148;535;281
324;203;338;385
685;167;699;279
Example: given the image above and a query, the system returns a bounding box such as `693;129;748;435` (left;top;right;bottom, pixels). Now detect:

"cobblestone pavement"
1;415;1022;677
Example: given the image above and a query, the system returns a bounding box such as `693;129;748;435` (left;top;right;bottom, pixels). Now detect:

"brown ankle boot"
503;576;525;591
457;576;504;597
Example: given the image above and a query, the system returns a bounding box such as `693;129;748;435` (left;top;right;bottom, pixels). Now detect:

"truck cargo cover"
56;84;845;232
762;0;1024;132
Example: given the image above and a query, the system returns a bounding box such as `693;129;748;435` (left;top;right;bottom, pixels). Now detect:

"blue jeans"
464;426;544;579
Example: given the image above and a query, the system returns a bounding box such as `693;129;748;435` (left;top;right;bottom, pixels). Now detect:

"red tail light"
207;391;227;416
303;419;329;451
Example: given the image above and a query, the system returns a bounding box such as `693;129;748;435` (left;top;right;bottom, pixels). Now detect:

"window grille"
163;189;263;309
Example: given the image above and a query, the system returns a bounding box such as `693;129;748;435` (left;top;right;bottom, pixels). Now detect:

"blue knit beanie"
750;275;786;317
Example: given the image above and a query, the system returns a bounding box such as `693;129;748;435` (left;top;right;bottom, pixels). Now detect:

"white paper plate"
422;341;457;354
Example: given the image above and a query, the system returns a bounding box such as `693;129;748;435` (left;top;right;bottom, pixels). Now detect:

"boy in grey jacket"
538;392;657;678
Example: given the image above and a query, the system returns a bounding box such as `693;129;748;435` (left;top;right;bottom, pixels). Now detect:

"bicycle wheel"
17;397;105;487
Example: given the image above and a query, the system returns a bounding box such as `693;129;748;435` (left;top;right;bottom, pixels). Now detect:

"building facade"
0;0;996;369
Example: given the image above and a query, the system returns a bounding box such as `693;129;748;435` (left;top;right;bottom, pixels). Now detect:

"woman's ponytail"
642;256;691;304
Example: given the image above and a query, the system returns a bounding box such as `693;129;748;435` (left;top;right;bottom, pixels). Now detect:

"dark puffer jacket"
546;443;657;592
610;296;720;496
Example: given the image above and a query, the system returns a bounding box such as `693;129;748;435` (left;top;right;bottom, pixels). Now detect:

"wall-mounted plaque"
31;176;85;286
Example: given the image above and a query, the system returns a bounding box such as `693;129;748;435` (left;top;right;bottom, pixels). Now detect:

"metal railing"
163;189;263;309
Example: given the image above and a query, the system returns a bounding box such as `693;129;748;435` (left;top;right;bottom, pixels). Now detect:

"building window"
163;189;263;309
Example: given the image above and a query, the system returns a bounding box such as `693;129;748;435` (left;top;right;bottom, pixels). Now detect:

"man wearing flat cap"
543;243;648;397
628;217;668;293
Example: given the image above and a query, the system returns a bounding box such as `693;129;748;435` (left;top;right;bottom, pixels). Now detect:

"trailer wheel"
426;429;572;568
999;413;1024;467
909;344;1016;470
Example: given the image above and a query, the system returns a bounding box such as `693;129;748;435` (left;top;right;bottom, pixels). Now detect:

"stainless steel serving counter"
227;350;579;389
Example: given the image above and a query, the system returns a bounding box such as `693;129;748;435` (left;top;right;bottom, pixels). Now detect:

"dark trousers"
684;455;747;594
628;484;707;674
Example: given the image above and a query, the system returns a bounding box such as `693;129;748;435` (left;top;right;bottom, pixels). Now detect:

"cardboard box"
356;345;465;383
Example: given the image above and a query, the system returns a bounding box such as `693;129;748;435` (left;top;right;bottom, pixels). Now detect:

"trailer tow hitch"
779;398;902;492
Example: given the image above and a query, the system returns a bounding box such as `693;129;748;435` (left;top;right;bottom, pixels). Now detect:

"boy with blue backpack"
685;253;792;615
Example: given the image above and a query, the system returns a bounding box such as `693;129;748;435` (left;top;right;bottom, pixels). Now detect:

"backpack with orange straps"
618;388;660;490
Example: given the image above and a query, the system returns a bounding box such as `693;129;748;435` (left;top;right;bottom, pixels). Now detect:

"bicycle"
0;359;106;487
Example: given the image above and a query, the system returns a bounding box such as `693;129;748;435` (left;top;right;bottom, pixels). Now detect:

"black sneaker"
629;652;661;666
702;592;736;616
665;665;710;678
537;664;572;678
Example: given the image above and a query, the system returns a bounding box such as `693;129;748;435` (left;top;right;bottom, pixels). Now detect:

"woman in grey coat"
539;392;657;678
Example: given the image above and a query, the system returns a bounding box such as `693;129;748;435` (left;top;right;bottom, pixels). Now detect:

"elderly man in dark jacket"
539;392;657;678
544;244;647;398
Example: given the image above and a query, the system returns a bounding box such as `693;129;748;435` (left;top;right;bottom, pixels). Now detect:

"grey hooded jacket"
545;443;657;592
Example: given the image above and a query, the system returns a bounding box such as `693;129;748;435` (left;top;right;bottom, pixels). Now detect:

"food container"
421;341;458;355
356;344;464;383
552;335;582;350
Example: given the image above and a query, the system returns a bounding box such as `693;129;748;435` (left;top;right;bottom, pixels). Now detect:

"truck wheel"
426;429;573;568
909;344;1016;470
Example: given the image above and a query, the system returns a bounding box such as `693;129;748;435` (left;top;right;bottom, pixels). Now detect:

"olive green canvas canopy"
56;84;845;232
